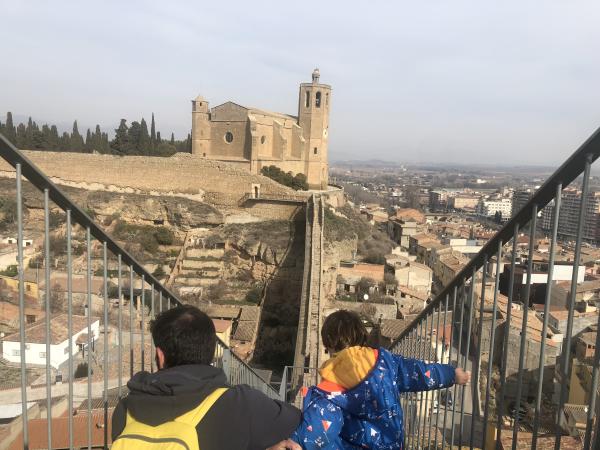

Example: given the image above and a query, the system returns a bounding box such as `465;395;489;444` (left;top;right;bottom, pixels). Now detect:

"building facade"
191;69;330;189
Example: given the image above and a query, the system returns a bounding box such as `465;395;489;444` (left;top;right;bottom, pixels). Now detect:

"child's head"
321;310;368;353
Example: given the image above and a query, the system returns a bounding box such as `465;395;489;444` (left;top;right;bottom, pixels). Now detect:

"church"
191;69;330;190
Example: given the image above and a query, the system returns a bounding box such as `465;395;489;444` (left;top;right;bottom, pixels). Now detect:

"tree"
156;131;162;144
4;112;16;143
111;119;129;155
128;121;142;153
150;113;156;148
170;132;175;145
139;118;150;154
85;129;93;152
70;120;84;151
494;210;502;224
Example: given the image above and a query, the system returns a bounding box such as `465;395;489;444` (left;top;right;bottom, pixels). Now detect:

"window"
315;91;321;108
314;147;318;155
224;131;234;143
203;153;206;157
39;352;46;359
261;136;266;144
26;284;31;292
305;91;310;108
326;93;329;106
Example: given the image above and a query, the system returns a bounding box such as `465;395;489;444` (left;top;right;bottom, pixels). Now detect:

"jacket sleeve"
394;355;455;392
291;391;344;449
241;386;302;450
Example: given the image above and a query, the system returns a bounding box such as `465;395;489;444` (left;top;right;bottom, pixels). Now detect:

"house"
0;274;40;299
393;262;432;295
337;261;385;295
212;319;232;347
2;314;100;369
387;218;418;249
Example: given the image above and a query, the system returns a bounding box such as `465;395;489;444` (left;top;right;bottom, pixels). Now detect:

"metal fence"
390;128;600;449
0;134;279;449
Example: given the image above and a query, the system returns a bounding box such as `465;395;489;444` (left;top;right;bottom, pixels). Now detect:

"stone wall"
0;151;296;213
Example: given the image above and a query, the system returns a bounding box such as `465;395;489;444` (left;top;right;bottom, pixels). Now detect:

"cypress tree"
25;117;34;148
101;132;110;152
4;112;17;144
49;125;60;150
16;123;27;148
156;131;162;144
111;119;129;155
150;113;156;148
128;121;141;154
85;129;92;152
70;120;84;152
60;132;70;151
170;132;175;145
139;118;150;154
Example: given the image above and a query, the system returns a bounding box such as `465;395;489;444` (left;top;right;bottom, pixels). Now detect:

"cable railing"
390;127;600;449
0;134;279;449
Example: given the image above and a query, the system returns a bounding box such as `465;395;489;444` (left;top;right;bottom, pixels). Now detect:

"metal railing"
390;127;600;449
0;134;279;449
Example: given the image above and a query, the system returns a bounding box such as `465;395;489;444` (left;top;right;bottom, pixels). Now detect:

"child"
292;310;470;449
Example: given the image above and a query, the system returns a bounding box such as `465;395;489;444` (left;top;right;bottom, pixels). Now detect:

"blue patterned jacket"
292;347;455;449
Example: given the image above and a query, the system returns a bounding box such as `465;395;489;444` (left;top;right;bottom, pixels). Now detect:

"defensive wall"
0;151;307;221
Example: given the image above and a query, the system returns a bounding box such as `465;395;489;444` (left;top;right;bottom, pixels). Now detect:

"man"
112;305;301;449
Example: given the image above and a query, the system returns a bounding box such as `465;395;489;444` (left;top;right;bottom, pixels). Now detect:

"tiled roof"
212;319;232;334
200;305;241;320
2;314;99;345
8;410;113;450
380;319;410;340
239;305;260;322
233;321;257;342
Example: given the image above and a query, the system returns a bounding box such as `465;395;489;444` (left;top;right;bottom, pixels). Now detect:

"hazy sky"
1;1;599;165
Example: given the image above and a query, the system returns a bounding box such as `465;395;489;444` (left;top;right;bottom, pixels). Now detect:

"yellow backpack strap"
175;387;229;427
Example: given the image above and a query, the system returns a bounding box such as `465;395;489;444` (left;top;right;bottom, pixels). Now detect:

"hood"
319;346;378;390
125;364;228;426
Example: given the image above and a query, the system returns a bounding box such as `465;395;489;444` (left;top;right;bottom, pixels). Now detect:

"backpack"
112;388;228;450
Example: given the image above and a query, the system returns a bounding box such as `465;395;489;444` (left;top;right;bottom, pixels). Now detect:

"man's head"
150;305;216;369
321;309;368;354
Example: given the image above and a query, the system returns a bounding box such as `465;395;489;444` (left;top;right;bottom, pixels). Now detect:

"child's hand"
455;368;471;385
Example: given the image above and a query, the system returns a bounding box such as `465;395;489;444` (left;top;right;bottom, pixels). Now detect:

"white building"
2;314;99;369
477;197;513;218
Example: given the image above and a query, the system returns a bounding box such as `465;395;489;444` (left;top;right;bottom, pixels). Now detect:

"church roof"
212;101;297;121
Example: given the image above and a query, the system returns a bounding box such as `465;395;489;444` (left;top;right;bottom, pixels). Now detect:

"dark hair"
150;305;216;368
321;310;368;353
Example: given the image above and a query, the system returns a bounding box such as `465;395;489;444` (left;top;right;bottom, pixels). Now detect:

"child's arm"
291;395;344;449
394;356;467;392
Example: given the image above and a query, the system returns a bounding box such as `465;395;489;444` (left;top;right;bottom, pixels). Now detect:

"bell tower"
191;95;211;156
298;68;331;190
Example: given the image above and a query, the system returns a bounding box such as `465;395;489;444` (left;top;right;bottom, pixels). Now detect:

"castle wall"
0;151;294;210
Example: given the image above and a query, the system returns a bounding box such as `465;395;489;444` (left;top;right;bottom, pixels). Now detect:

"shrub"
260;165;308;190
154;227;174;245
152;265;166;278
0;265;18;277
245;285;262;304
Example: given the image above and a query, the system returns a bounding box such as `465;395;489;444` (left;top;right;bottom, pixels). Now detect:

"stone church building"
191;69;330;190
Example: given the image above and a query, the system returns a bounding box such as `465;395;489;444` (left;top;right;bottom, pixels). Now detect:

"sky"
1;1;600;166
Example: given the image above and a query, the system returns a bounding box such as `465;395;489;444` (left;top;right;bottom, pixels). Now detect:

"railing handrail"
0;133;182;306
0;133;281;399
390;126;600;345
